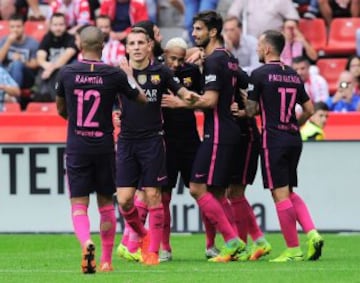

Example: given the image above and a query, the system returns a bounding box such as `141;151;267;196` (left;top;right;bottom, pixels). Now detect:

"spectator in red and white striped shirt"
49;0;91;34
292;56;329;103
95;15;126;67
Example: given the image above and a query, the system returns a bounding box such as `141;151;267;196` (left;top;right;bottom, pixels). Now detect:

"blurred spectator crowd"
0;0;360;113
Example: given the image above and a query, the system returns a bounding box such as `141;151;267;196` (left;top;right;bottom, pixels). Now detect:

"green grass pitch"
0;233;359;283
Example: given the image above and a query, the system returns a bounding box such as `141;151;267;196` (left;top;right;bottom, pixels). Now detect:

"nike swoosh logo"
157;176;167;182
195;173;206;178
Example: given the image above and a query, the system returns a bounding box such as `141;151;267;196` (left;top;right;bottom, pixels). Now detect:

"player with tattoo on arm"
55;26;146;273
245;30;324;262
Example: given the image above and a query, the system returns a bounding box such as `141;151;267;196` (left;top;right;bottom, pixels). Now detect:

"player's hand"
119;56;133;77
184;91;200;105
186;48;205;65
230;101;247;118
231;102;239;115
161;94;184;108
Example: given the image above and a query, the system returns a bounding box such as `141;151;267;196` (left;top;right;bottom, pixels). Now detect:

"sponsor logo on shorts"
195;173;206;178
248;83;254;91
157;176;167;182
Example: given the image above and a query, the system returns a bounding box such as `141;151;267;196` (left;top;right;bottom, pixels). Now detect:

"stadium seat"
0;20;9;38
24;21;47;42
26;102;57;113
324;18;360;55
298;18;327;54
316;58;348;95
2;103;21;112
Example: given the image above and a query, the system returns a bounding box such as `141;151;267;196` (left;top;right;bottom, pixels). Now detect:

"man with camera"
326;70;360;112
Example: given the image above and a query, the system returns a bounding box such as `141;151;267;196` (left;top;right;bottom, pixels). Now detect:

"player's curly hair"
193;10;223;42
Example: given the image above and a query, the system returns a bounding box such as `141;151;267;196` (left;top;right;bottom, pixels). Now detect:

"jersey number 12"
74;89;100;127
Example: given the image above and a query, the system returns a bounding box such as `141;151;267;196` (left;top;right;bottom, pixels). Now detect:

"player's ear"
264;43;271;56
148;40;153;52
209;27;217;39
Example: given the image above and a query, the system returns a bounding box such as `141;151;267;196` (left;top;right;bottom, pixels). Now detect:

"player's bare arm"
245;99;259;117
56;96;67;119
231;89;248;118
176;87;201;104
161;93;189;108
186;47;205;66
188;90;219;109
298;99;314;126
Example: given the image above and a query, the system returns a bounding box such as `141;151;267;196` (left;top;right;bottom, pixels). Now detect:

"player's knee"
116;191;134;210
145;188;161;207
117;198;133;211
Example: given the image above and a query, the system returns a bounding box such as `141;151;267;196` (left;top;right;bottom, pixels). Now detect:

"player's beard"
259;54;265;64
196;36;210;49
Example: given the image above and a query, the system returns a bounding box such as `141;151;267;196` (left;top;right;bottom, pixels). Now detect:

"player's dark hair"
263;30;285;56
314;101;329;112
292;56;310;65
193;10;223;41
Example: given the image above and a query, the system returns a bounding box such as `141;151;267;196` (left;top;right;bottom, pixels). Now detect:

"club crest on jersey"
151;74;161;85
137;74;147;85
183;77;192;87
